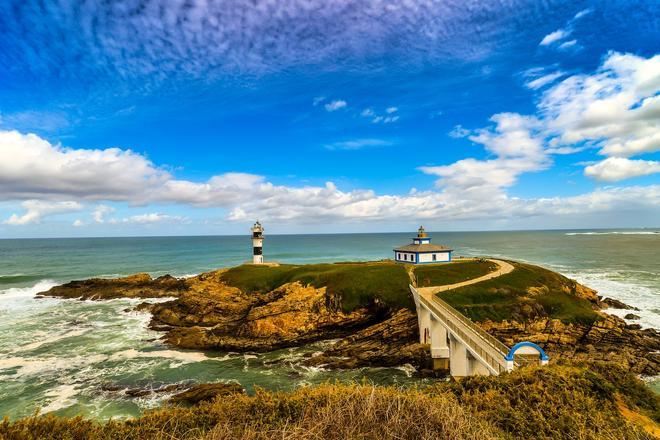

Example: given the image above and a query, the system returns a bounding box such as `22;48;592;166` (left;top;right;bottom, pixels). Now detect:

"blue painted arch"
505;341;549;361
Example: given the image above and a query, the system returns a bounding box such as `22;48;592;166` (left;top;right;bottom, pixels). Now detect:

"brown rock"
169;383;244;406
601;297;639;311
304;308;431;370
38;273;188;300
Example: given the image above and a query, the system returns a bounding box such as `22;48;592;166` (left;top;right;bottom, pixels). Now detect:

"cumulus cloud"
584;158;660;182
0;130;168;202
422;113;548;200
324;100;347;112
4;200;82;225
0;130;269;208
92;205;115;223
539;52;660;181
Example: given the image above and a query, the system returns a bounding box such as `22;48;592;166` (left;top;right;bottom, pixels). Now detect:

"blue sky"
0;0;659;237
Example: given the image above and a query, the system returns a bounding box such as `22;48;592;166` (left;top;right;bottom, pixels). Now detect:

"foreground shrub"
439;362;657;440
0;384;497;440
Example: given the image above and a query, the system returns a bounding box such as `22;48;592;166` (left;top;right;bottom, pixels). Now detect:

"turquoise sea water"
0;230;658;419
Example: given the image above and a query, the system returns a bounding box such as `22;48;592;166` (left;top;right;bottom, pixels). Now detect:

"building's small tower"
251;221;264;264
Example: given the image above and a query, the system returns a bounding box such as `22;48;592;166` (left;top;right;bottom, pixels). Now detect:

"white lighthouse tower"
251;221;264;264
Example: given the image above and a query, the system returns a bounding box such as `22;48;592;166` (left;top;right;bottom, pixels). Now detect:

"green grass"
221;261;412;312
439;261;601;325
414;260;498;287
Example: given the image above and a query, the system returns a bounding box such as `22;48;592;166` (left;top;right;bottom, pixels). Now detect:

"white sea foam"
395;363;417;377
108;349;208;363
15;328;90;352
566;231;659;236
0;354;108;378
0;280;60;313
40;384;78;414
565;270;660;330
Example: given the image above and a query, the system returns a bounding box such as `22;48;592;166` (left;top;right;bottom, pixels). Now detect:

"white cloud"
109;213;188;224
573;9;592;20
0;130;169;202
362;107;400;124
324;100;347;112
0;130;271;208
557;39;578;51
325;139;393;151
92;205;115;223
73;219;84;227
584;158;660;182
4;200;83;225
540;52;660;166
540;29;571;46
313;96;326;106
2;49;659;233
448;125;470;138
525;71;565;90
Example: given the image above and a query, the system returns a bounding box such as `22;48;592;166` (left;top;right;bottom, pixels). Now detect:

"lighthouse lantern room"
251;221;264;264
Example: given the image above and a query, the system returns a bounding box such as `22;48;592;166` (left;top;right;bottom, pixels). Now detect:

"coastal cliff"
38;260;660;375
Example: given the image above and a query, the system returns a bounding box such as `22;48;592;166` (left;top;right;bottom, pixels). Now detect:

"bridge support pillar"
418;307;431;344
467;352;491;376
449;334;468;377
430;316;449;370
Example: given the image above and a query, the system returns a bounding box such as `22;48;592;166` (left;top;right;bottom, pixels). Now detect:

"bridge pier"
418;306;431;344
467;352;491;376
449;334;468;377
430;316;449;370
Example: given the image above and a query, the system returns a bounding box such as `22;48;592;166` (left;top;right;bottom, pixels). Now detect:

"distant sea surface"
1;230;658;420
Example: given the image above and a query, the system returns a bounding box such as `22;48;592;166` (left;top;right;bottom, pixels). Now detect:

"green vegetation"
414;260;498;287
221;261;412;311
439;261;601;325
1;363;657;439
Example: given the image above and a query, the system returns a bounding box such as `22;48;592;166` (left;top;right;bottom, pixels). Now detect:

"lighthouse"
251;221;264;264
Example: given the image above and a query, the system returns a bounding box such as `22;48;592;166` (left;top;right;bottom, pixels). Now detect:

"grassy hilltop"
220;259;601;326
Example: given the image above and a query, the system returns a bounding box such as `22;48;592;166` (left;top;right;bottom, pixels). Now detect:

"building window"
432;254;437;261
404;254;408;261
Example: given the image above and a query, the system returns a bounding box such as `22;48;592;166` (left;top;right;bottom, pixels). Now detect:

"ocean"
1;230;658;420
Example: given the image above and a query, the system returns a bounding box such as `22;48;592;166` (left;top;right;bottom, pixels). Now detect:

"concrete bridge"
410;260;549;377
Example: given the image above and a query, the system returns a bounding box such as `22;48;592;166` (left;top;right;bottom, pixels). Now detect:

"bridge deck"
415;286;512;374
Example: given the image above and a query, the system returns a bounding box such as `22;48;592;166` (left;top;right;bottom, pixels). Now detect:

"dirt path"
418;259;514;295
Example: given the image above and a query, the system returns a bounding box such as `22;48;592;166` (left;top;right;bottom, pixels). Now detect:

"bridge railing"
411;285;512;374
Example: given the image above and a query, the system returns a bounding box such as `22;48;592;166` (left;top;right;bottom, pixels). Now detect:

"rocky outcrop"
304;308;430;369
169;383;244;406
480;314;660;375
601;297;639;311
39;273;187;300
153;280;382;352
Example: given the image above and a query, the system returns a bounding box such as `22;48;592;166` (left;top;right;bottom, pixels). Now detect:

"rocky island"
9;259;656;439
38;259;660;375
